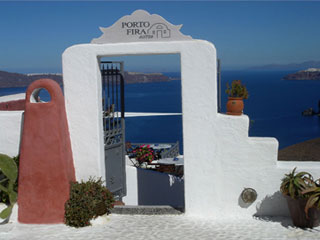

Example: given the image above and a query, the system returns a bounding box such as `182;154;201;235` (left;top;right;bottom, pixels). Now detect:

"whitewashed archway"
62;40;217;217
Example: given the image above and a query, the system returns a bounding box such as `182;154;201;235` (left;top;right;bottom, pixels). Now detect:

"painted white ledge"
277;161;320;169
0;93;25;102
0;111;24;157
116;112;182;117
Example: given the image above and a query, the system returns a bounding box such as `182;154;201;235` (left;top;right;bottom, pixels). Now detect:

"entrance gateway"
63;9;219;217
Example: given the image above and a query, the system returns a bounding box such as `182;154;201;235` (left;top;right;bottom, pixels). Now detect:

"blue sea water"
124;79;183;151
1;71;320;151
0;87;27;97
224;71;320;149
127;70;320;151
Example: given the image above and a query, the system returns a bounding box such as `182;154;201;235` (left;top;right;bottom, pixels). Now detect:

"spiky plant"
302;179;320;218
280;167;313;199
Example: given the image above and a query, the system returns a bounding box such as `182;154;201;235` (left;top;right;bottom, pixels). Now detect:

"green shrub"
64;177;114;228
0;155;19;204
0;154;18;219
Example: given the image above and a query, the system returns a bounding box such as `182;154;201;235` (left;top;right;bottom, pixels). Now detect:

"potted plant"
302;180;320;224
225;80;249;115
280;168;320;228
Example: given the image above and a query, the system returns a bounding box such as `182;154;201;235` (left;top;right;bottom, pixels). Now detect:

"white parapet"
0;111;24;157
0;93;25;103
117;112;181;117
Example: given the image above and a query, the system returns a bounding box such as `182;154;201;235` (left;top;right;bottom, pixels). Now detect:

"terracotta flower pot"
226;97;244;115
285;196;320;228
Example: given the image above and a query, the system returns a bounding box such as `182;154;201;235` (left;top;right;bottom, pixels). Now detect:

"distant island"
0;70;174;88
248;60;320;71
123;72;173;84
283;68;320;80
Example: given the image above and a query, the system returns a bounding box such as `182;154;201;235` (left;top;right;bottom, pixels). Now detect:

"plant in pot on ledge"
225;80;249;115
280;168;320;228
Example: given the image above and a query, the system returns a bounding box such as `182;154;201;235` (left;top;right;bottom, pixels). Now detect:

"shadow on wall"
253;191;294;228
137;168;184;208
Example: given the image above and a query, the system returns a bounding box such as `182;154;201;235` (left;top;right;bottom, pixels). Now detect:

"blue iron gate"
101;61;126;200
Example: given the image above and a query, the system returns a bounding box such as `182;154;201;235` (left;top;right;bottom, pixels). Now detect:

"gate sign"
91;10;192;44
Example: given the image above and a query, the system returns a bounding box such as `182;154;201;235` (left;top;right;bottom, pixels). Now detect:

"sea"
1;70;320;153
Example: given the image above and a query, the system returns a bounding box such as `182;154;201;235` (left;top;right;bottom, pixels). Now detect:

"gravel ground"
1;214;320;240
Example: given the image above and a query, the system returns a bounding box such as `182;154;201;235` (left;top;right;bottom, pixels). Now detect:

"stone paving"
1;214;320;240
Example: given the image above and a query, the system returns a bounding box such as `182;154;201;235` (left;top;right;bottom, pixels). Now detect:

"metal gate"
101;61;126;200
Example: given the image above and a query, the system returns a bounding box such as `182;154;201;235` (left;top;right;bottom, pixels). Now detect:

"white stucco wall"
0;111;23;157
123;164;138;205
62;39;320;218
0;93;25;103
0;94;25;157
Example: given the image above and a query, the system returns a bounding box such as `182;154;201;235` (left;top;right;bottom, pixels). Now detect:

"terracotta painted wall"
0;99;25;111
18;79;75;224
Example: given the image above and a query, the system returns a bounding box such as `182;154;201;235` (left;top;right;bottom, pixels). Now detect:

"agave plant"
280;167;313;199
0;154;18;219
302;179;320;218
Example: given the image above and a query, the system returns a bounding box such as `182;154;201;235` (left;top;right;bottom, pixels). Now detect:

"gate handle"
26;79;63;105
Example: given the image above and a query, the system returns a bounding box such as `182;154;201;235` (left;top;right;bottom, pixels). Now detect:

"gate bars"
101;61;125;146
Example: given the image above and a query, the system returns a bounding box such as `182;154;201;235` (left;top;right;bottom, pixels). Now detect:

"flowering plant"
133;145;154;165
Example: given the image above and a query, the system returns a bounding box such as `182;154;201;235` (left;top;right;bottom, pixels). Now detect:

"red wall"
18;79;75;224
0;99;25;111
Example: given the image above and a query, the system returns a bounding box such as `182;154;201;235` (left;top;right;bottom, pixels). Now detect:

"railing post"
217;58;221;113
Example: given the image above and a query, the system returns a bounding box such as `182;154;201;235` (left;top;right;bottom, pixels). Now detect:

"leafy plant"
133;145;154;166
0;154;18;219
302;179;320;218
280;167;313;199
0;155;19;204
225;80;249;99
64;177;114;228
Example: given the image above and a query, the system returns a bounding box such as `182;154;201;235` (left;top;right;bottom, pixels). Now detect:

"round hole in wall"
30;88;51;103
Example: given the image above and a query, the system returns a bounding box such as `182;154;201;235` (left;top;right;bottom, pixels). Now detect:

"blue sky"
0;1;320;73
